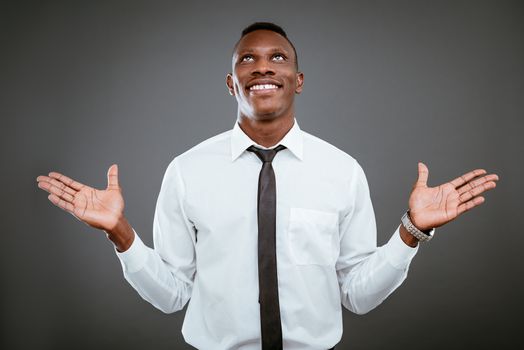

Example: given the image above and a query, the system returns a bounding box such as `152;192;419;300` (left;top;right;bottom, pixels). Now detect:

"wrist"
399;224;419;247
105;216;134;252
401;210;435;243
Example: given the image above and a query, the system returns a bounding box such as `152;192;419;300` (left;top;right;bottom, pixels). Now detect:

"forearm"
339;227;417;314
114;157;196;313
117;231;193;313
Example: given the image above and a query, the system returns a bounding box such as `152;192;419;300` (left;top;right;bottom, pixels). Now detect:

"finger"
48;194;75;213
40;176;77;196
48;172;86;191
457;196;485;216
36;177;58;195
107;164;119;190
415;162;429;187
449;169;487;188
38;180;75;202
459;181;497;202
457;174;499;195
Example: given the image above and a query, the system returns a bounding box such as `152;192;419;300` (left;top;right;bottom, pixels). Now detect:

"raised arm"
36;164;134;251
36;161;196;314
338;161;499;314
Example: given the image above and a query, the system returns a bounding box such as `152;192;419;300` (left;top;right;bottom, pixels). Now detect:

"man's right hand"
36;164;134;251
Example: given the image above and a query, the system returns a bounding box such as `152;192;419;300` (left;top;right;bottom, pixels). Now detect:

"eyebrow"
237;47;291;55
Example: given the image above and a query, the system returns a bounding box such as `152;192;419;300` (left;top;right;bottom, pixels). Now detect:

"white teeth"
249;84;279;91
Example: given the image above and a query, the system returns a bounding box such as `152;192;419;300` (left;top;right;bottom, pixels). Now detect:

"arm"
337;162;416;315
36;161;195;313
116;158;196;313
337;162;499;314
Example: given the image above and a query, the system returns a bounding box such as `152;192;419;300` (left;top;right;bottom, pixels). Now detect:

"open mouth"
249;83;281;91
246;81;283;96
246;79;282;93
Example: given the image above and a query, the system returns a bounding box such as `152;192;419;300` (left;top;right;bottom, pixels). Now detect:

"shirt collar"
231;118;304;162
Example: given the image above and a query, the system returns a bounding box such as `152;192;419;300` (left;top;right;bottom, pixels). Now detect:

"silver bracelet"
401;211;435;242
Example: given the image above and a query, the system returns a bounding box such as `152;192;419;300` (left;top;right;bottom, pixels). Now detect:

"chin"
252;104;286;120
252;110;281;121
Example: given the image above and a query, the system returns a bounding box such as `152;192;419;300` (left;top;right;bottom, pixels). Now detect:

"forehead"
233;29;293;56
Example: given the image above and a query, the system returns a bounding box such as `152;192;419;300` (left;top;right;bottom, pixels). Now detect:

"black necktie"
248;144;286;350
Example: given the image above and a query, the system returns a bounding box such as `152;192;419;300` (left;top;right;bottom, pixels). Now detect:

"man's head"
226;22;304;122
233;22;299;70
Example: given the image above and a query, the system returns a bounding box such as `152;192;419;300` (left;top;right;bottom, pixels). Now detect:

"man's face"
226;30;304;121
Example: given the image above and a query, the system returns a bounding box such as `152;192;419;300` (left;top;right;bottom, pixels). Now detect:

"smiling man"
226;24;303;147
36;22;498;350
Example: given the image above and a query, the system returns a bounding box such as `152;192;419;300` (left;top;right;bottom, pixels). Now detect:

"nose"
252;58;275;76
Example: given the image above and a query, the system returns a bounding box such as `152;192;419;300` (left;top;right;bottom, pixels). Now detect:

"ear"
295;72;304;94
226;73;235;96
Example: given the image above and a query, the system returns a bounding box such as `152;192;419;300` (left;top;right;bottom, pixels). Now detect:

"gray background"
2;0;523;349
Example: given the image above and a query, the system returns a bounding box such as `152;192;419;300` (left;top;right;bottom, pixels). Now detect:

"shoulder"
178;129;231;162
301;129;359;170
165;129;232;173
301;130;372;195
179;129;231;158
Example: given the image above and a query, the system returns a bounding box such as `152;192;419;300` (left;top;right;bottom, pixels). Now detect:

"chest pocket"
287;208;340;266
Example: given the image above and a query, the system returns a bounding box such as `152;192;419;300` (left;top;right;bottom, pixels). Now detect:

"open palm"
408;163;498;231
37;164;124;232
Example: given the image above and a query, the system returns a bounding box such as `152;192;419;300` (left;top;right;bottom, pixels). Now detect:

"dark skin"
36;29;498;251
226;30;304;148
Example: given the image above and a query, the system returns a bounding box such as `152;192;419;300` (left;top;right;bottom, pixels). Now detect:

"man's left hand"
408;162;499;231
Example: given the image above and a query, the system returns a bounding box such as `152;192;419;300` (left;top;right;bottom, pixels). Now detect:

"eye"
272;54;285;61
241;55;254;62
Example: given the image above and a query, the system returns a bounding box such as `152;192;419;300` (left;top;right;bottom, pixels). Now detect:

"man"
36;22;498;350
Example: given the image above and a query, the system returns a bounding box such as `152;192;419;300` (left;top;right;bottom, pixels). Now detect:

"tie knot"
247;144;286;163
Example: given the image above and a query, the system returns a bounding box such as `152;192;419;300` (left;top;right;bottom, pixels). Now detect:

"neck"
237;114;294;148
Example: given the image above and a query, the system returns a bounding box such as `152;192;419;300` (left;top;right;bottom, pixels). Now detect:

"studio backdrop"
2;0;522;349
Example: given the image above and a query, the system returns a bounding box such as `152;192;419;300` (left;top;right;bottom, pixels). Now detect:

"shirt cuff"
115;229;149;273
382;225;419;270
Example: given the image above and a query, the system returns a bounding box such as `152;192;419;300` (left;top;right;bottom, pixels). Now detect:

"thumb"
107;164;120;190
415;162;429;187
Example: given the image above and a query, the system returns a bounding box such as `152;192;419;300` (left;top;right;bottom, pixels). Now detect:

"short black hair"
233;22;299;70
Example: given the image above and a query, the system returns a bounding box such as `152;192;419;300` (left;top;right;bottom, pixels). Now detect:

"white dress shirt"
116;118;418;350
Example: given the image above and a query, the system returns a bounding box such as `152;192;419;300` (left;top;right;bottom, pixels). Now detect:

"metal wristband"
401;211;435;242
